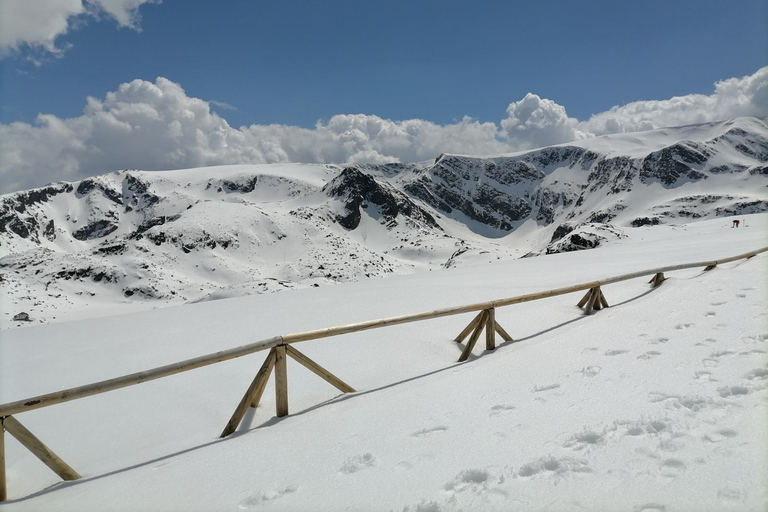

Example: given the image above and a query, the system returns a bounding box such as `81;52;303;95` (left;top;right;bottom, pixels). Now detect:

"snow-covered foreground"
1;215;767;511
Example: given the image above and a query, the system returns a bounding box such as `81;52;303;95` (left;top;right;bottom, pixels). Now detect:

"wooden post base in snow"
577;286;609;315
648;272;665;288
454;309;512;362
220;346;355;438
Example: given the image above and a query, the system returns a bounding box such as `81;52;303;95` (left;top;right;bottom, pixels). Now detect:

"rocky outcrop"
324;167;439;230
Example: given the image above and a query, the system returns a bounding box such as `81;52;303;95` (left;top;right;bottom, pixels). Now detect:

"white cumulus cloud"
0;0;157;56
0;67;766;194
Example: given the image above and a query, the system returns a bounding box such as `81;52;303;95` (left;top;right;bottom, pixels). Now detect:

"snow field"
0;215;766;511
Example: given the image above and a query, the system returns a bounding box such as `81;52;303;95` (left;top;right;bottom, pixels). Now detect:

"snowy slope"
1;117;766;329
1;214;767;511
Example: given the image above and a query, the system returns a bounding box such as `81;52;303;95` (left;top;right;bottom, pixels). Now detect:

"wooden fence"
1;245;766;501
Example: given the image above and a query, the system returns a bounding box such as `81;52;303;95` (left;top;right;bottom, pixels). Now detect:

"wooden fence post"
1;417;6;502
485;308;496;351
275;346;289;417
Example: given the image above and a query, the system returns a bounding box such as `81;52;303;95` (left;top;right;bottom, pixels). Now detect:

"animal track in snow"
675;323;694;330
637;351;662;360
604;349;629;356
649;337;669;345
710;301;727;306
339;453;377;474
736;293;747;298
704;311;716;317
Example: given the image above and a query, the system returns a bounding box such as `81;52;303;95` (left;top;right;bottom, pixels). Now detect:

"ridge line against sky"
0;1;767;194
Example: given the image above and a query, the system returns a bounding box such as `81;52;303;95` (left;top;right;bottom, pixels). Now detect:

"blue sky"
2;0;766;128
0;0;766;193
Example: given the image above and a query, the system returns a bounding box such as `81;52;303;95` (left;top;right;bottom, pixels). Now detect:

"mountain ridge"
1;117;766;328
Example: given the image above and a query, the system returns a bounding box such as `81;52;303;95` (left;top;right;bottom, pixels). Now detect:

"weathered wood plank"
494;321;513;342
459;310;488;362
599;288;609;309
577;288;593;308
3;416;80;481
485;308;496;351
285;345;355;393
454;312;484;343
275;346;289;417
0;418;6;502
0;336;283;417
220;349;277;438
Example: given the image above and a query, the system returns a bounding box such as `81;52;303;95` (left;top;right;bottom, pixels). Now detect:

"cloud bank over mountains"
1;67;766;194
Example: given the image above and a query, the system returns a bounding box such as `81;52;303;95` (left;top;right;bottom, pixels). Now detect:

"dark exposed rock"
123;174;160;210
221;176;259;193
76;178;123;204
550;224;575;243
324;167;438;230
73;219;119;241
631;217;661;227
640;142;710;186
43;219;56;241
13;312;32;322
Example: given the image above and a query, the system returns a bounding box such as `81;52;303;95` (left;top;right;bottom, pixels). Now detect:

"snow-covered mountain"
1;117;766;328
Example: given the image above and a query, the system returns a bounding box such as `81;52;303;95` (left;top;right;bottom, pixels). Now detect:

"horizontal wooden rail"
1;245;766;418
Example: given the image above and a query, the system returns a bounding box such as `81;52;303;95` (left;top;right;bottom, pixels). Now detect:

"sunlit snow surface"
1;214;767;511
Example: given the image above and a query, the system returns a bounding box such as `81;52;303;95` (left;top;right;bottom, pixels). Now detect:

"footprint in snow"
579;366;602;377
532;383;561;393
675;323;694;330
660;459;686;479
633;504;667;512
489;404;516;416
736;294;747;299
710;301;727;306
604;349;629;356
637;351;662;360
412;426;448;437
238;486;298;509
649;337;669;345
704;311;716;317
339;453;377;474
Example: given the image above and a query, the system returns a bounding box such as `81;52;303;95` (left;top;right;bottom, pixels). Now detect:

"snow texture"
0;213;767;511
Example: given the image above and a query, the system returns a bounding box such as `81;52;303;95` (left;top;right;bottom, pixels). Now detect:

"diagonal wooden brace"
454;311;485;343
221;348;277;438
1;415;80;497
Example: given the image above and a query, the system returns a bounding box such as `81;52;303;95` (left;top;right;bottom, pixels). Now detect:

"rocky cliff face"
1;117;766;327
